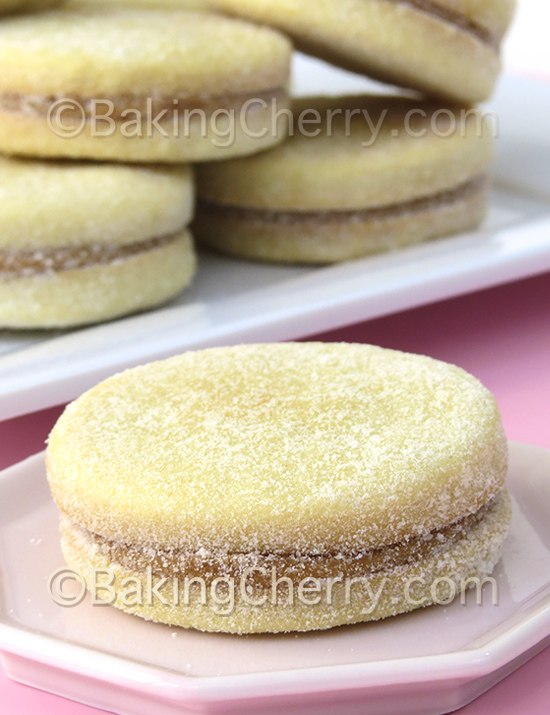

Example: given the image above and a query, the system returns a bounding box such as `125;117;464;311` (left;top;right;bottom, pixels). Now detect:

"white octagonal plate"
0;442;549;715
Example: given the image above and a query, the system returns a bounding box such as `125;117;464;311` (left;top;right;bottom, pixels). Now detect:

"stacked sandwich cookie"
0;158;195;328
197;0;516;264
195;95;493;264
0;4;291;163
0;0;517;322
0;1;291;328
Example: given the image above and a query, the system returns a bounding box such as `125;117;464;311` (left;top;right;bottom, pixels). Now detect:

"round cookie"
209;0;516;104
0;6;292;163
0;157;196;328
194;94;493;265
47;342;511;634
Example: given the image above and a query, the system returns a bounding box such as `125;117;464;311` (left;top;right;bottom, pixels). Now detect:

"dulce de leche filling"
0;87;287;121
197;176;487;227
396;0;499;47
66;495;499;587
0;233;178;279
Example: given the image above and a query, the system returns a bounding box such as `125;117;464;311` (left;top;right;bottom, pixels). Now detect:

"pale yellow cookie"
0;157;196;328
47;343;511;633
195;95;493;264
0;6;291;162
209;0;516;104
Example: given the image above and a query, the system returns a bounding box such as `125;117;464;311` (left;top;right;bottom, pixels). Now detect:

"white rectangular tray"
1;64;549;421
0;443;549;715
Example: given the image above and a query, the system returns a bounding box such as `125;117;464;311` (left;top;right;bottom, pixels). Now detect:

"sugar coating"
208;0;508;104
0;230;195;329
0;156;193;249
47;343;508;554
0;7;292;97
60;491;512;633
196;95;493;213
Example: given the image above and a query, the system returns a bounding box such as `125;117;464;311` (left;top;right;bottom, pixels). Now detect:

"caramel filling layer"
396;0;499;47
0;87;287;121
0;233;178;279
71;496;497;587
198;176;486;227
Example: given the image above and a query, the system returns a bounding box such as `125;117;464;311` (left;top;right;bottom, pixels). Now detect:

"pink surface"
0;271;549;714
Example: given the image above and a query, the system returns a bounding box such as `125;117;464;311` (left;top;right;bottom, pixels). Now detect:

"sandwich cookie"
47;342;511;634
0;5;292;162
0;157;195;328
209;0;516;104
195;95;493;265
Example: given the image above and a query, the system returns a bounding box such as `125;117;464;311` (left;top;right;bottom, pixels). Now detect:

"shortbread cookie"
47;343;511;633
195;95;493;264
0;5;291;162
0;157;195;328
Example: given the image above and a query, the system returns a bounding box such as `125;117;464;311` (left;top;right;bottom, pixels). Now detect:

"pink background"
1;271;549;714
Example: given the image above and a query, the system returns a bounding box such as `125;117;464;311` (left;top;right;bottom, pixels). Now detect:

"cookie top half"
0;6;291;98
47;343;508;556
197;95;493;212
0;157;193;249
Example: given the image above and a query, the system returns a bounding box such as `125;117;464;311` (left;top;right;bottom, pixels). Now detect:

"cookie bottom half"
209;0;503;104
59;490;511;634
194;177;489;265
0;230;195;328
0;89;289;163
